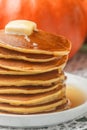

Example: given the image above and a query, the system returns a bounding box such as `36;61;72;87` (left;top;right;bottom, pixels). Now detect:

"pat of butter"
5;20;37;36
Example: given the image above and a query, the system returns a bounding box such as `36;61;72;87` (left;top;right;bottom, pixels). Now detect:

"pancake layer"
0;30;71;55
0;47;57;62
0;56;67;73
0;98;68;114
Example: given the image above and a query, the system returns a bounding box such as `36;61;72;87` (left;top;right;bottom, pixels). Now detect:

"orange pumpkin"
0;0;86;58
82;0;87;24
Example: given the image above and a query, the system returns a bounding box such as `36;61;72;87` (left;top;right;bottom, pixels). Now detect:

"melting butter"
5;20;37;36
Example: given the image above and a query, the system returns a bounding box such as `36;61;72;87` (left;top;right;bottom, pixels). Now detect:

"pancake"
0;100;70;114
0;67;62;75
0;83;64;94
0;98;67;114
0;47;57;62
0;86;65;106
0;20;71;115
0;71;65;86
0;30;71;55
0;56;68;73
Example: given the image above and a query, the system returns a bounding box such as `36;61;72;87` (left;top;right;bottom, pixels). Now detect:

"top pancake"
0;30;71;55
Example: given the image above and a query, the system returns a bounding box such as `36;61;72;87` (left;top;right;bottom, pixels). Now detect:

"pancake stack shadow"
0;30;71;114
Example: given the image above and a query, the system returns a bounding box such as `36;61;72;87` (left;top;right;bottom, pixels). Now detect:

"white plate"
0;73;87;128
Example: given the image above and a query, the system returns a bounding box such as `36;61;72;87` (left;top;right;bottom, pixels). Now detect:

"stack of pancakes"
0;30;71;114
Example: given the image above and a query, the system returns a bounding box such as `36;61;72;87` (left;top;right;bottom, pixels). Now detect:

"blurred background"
0;0;87;72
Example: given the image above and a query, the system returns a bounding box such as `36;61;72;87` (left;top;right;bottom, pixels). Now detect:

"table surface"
65;50;87;73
